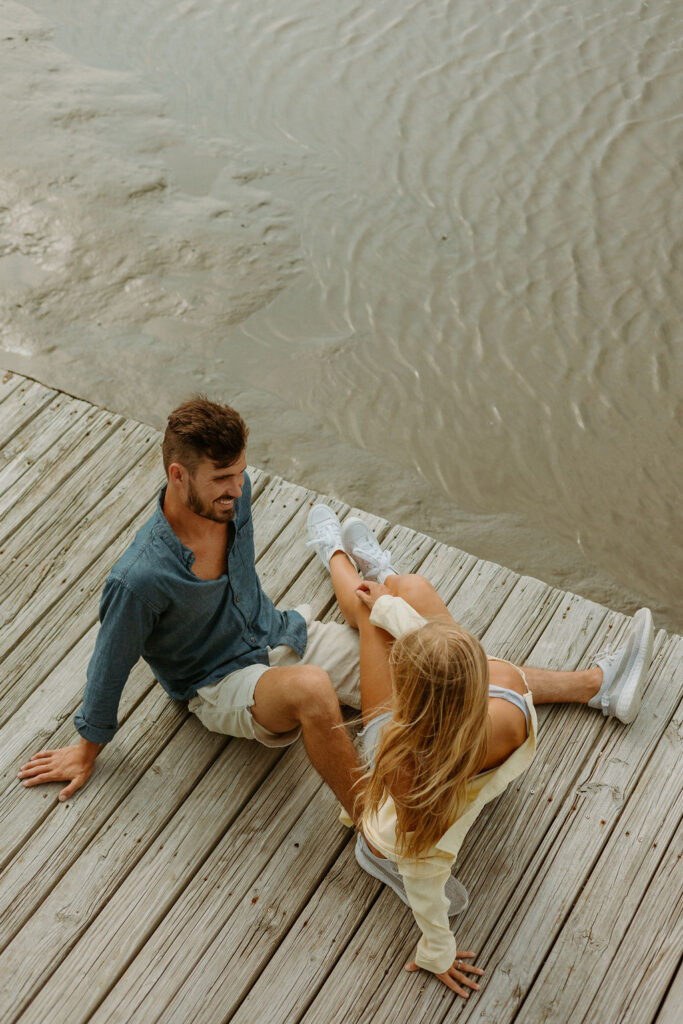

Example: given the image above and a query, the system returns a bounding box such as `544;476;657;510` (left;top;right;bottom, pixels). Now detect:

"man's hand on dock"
17;738;101;801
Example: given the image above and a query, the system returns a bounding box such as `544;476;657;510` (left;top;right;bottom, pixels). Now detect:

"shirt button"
250;636;256;644
235;596;241;603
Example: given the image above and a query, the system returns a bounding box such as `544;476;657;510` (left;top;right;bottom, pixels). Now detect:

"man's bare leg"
249;663;362;821
382;573;602;702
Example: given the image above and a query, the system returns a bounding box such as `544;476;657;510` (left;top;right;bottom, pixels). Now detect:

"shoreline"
4;356;676;634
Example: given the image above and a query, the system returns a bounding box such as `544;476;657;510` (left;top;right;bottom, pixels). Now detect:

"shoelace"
596;641;616;663
305;522;341;552
593;641;622;711
353;540;394;578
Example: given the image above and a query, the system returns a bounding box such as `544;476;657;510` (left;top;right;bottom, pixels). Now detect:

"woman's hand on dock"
17;739;101;801
355;580;391;610
405;950;484;998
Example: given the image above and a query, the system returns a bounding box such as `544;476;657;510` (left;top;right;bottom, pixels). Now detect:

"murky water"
1;0;681;631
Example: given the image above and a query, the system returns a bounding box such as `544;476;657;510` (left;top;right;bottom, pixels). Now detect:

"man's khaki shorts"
187;605;361;748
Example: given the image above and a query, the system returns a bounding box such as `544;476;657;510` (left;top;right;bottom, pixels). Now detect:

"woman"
306;504;654;998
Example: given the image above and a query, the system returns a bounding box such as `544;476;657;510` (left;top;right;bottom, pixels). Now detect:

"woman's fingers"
453;962;485;977
449;967;481;991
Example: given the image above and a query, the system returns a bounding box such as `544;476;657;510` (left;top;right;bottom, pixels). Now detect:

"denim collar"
152;486;196;570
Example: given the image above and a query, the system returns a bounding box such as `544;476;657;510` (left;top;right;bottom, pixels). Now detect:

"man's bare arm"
18;738;102;801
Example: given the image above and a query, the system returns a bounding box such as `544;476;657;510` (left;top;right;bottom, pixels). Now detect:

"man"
18;398;364;817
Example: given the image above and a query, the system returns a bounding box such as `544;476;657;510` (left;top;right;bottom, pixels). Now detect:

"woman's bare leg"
329;551;394;724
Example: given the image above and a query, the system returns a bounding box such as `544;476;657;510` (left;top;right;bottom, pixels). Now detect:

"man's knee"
288;665;341;724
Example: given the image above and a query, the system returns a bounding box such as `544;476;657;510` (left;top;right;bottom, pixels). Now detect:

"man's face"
182;452;247;523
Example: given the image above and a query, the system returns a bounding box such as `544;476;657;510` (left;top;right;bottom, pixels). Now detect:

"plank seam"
653;955;683;1024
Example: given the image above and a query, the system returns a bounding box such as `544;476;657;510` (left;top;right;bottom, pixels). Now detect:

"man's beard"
186;477;236;523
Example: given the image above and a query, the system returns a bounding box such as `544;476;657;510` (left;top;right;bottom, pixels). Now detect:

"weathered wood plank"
0;680;188;949
0;380;57;451
369;521;437;576
0;449;162;662
0;369;25;405
228;838;377;1024
140;781;348;1024
447;559;523;639
14;736;281;1024
0;394;92;501
85;740;327;1024
519;689;683;1023
413;540;479;601
0;403;123;543
655;961;683;1024
577;828;683;1024
251;474;313;558
0;728;283;1023
0;409;124;552
0;423;158;618
0;647;157;868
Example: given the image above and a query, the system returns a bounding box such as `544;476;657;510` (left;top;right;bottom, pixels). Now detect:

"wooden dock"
0;369;680;1024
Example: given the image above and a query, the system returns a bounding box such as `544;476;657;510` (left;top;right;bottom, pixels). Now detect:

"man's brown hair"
162;396;249;476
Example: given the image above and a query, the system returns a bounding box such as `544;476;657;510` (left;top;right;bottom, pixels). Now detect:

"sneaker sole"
612;607;654;724
354;834;468;917
355;833;410;907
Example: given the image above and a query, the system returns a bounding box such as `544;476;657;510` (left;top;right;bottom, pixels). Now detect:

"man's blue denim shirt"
74;472;307;744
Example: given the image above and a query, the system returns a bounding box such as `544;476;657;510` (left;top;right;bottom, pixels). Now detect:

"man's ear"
168;463;185;486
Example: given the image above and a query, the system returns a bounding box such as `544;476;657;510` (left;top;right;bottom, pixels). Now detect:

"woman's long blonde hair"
358;619;490;860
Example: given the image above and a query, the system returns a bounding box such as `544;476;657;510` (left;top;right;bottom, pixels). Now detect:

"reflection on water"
2;0;682;630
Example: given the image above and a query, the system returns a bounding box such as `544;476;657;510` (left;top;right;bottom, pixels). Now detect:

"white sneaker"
588;608;654;724
306;504;344;572
340;517;397;583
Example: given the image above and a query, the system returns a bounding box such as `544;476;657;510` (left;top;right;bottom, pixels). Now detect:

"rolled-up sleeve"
399;858;457;974
74;578;158;743
369;595;427;638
